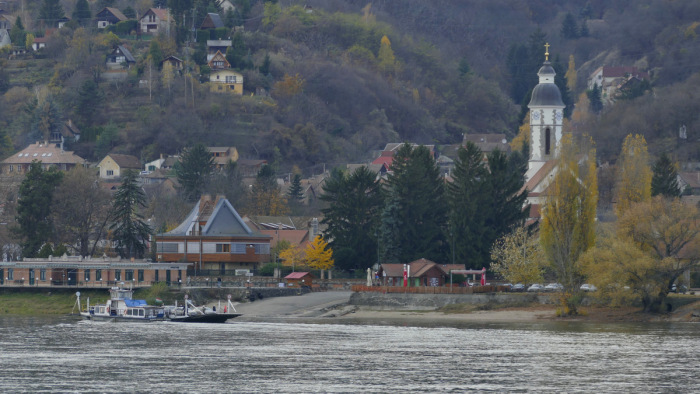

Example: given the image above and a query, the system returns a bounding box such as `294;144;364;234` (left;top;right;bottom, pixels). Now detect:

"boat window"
139;309;145;316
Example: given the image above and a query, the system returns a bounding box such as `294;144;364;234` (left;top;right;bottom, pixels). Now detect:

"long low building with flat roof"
0;255;190;288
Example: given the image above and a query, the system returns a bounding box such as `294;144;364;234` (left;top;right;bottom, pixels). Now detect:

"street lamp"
50;277;52;286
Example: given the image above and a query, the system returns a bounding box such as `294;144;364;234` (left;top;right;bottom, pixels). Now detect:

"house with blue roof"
155;195;272;276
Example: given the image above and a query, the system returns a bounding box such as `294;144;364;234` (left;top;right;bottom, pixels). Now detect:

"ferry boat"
165;294;242;323
79;286;166;322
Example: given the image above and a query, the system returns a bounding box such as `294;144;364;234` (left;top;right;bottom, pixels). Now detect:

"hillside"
1;0;700;173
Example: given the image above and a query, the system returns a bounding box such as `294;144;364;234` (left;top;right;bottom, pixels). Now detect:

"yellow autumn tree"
377;35;396;74
491;226;545;285
272;73;305;99
615;134;652;217
510;111;531;152
540;133;597;314
565;54;577;93
305;235;334;275
279;244;306;271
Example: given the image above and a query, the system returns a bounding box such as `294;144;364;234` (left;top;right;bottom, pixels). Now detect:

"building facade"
155;195;271;275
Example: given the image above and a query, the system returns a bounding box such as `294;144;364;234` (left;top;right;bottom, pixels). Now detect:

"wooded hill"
1;0;700;172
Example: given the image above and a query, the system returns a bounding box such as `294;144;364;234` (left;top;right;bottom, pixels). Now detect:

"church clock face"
555;110;563;122
532;111;540;120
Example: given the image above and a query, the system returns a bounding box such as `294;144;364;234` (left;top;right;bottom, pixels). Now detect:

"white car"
544;283;564;292
580;283;597;292
527;283;544;292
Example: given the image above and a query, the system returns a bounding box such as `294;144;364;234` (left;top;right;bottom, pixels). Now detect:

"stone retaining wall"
349;292;556;310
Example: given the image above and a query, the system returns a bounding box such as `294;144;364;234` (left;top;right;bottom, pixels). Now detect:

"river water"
0;316;698;393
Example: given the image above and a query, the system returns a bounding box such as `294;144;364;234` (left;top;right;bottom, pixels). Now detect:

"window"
157;243;179;253
84;269;90;282
254;243;270;255
106;170;114;176
232;243;246;254
225;75;237;83
545;128;551;155
115;270;121;281
148;165;156;171
40;269;46;281
138;270;144;282
9;165;13;172
216;243;231;253
96;269;102;281
125;270;134;281
8;268;13;280
155;270;159;282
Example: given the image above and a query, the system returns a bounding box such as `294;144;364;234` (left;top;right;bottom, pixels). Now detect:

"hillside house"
96;7;128;29
371;143;437;168
144;154;179;172
0;28;10;48
207;40;231;61
155;195;272;275
48;119;81;149
161;55;183;72
220;0;236;13
139;8;171;35
0;142;85;175
209;69;244;94
208;146;239;169
200;13;224;29
97;153;142;179
106;45;136;70
237;159;267;177
0;13;10;29
587;66;649;104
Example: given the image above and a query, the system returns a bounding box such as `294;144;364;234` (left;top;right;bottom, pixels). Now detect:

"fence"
350;285;508;294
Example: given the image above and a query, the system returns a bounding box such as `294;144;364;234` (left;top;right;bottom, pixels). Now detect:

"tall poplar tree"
109;170;151;258
540;134;597;311
651;153;682;198
72;0;92;25
379;144;447;263
615;134;652;217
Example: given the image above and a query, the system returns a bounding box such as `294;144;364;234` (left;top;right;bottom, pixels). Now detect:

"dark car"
512;283;526;292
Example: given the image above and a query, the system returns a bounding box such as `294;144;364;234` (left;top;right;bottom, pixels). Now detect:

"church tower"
527;43;565;174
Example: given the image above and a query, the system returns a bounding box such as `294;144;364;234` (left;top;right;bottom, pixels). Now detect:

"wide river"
0;315;698;392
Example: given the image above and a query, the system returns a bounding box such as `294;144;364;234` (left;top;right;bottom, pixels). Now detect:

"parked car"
527;283;544;292
580;283;597;292
544;283;564;292
512;283;526;292
671;284;688;294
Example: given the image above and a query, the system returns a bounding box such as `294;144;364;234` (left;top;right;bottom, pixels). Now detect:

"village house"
237;158;267;177
155;195;272;276
96;7;128;29
0;13;10;30
0;142;85;175
371;142;437;168
0;28;10;48
144;154;179;172
208;146;239;169
97;153;142;179
587;66;649;104
200;12;224;30
139;8;171;35
0;255;190;288
377;259;466;287
207;39;232;62
106;45;136;70
160;55;183;72
48;119;81;150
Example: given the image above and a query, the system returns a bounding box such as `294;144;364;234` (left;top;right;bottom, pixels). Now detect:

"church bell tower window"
545;128;551;155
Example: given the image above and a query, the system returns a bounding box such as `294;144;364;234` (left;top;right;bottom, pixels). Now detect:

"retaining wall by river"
349;292;557;310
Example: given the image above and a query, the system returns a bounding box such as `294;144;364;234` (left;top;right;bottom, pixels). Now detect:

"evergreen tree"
561;13;579;39
447;142;488;266
587;83;603;113
109;170;152;258
72;0;92;25
226;32;246;70
75;79;103;128
579;20;589;37
9;17;26;46
250;164;288;215
287;173;303;202
651;153;682;198
31;97;62;143
321;167;384;270
458;56;472;77
176;143;214;202
379;144;447;263
13;162;64;258
121;6;136;19
39;0;66;28
259;53;271;75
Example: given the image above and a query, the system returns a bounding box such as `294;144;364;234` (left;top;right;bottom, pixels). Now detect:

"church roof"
529;83;564;107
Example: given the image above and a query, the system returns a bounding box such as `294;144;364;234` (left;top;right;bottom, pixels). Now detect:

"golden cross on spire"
544;43;550;61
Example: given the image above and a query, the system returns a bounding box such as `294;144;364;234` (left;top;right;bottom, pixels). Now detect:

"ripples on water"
0;316;698;393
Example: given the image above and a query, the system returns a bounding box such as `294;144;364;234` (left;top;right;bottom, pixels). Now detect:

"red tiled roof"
260;229;309;248
285;272;312;279
107;153;141;169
